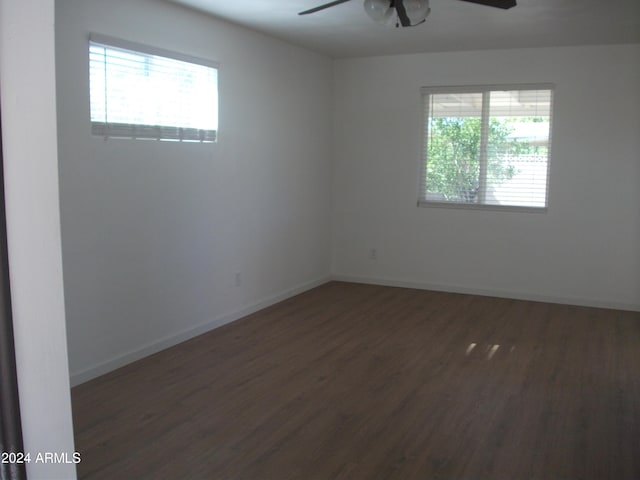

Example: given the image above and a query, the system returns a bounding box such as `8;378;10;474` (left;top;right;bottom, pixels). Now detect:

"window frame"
88;33;219;143
418;83;554;213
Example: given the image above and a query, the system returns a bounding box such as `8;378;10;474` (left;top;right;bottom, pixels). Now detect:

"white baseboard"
70;272;638;386
331;274;640;313
70;275;332;386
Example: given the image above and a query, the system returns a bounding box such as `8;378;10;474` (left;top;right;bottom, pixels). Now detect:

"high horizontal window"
89;35;218;143
419;85;554;211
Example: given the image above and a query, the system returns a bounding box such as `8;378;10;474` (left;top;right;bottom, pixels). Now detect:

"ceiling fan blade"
457;0;516;9
298;0;353;15
393;0;427;27
394;0;412;27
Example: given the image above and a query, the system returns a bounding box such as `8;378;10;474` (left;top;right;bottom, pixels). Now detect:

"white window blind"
420;85;553;211
89;35;218;142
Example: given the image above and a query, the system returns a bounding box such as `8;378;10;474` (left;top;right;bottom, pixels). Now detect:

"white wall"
56;0;334;384
57;0;640;388
333;45;640;311
0;0;77;478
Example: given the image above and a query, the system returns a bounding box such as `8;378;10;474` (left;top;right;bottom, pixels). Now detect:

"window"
89;35;218;142
419;85;553;210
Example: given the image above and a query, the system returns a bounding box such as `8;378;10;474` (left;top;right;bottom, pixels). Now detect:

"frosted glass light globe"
363;0;393;24
403;0;431;25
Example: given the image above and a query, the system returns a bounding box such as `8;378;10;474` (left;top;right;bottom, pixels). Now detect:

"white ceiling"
166;0;640;58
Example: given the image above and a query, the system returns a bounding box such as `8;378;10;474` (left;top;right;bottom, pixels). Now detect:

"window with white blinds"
419;85;553;211
89;35;218;143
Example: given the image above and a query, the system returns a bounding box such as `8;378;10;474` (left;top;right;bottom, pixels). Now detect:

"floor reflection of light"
465;343;514;358
487;344;500;359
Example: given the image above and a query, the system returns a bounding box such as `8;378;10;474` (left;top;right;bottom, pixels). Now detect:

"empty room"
1;0;639;479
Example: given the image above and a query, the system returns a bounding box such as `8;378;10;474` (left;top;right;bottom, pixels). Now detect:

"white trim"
70;275;332;386
89;33;219;69
420;83;556;95
417;200;548;213
331;274;640;313
70;271;639;386
419;83;554;211
2;0;76;476
477;91;490;203
89;36;219;143
544;88;555;208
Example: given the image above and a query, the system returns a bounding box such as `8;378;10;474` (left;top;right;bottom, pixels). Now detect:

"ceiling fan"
299;0;516;28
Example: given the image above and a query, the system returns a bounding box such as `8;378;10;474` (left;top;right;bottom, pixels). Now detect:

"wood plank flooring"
72;282;640;479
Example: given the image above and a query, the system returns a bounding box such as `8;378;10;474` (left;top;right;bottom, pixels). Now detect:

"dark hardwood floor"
72;281;640;479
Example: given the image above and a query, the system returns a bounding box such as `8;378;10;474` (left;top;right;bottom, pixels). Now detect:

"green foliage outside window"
425;117;537;203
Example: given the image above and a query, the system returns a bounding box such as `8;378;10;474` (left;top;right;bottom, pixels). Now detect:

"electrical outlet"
369;248;377;260
234;272;242;287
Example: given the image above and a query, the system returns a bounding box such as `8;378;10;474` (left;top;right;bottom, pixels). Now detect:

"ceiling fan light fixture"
299;0;513;27
363;0;393;24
